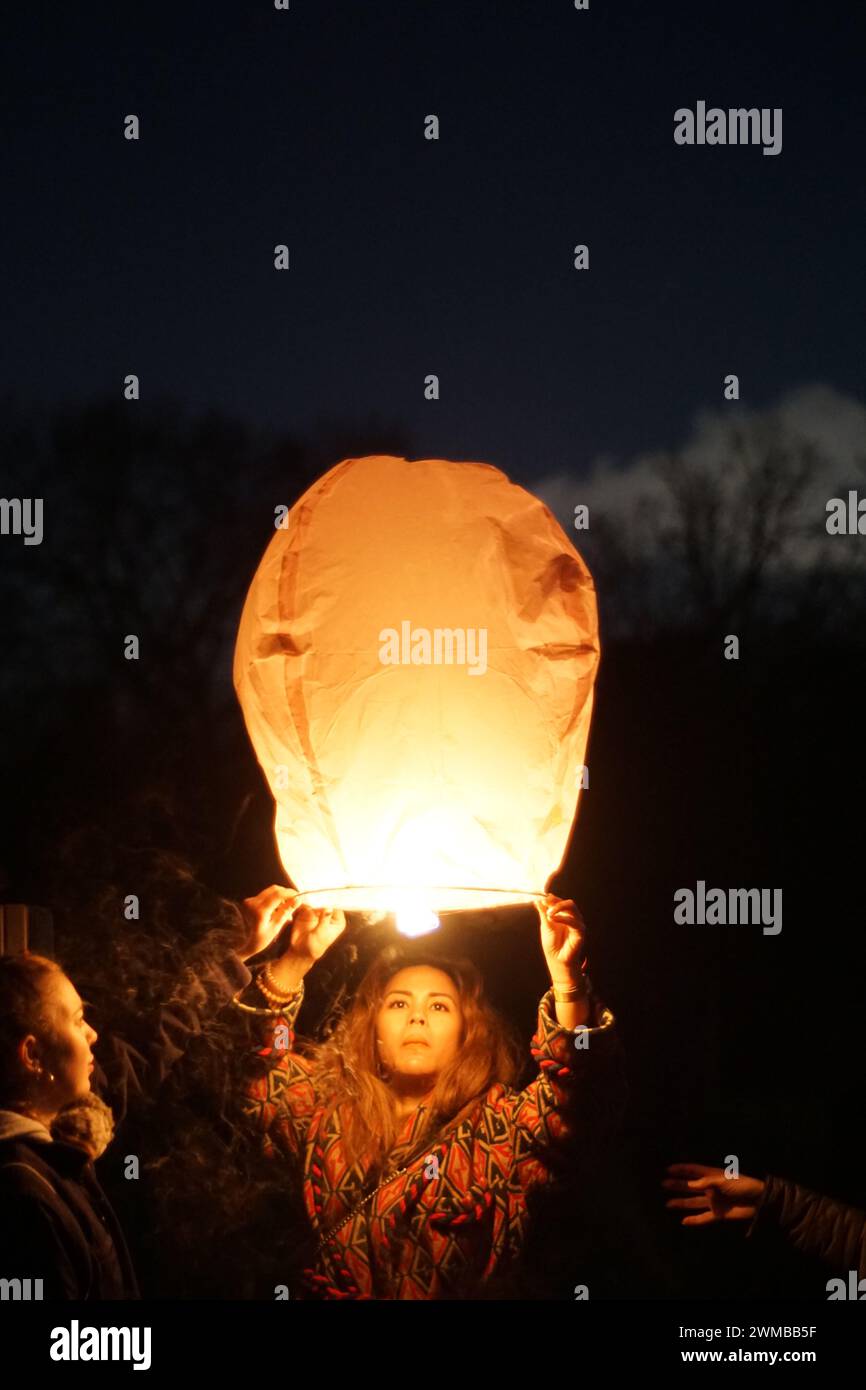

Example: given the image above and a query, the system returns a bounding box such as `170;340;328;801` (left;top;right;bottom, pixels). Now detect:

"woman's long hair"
304;942;525;1172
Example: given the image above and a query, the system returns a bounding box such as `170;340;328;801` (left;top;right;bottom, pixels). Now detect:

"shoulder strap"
316;1107;470;1249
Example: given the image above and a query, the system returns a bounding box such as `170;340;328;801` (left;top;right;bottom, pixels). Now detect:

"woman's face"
375;965;463;1082
36;973;99;1108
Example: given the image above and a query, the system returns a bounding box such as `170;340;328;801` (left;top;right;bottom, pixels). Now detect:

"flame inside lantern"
392;894;441;939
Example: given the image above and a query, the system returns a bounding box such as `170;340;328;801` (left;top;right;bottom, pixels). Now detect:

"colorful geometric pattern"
235;978;625;1299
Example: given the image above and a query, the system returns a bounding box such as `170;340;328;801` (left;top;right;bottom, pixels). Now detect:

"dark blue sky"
2;0;863;483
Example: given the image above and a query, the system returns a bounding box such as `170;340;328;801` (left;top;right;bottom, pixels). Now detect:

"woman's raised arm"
232;899;347;1160
480;895;627;1195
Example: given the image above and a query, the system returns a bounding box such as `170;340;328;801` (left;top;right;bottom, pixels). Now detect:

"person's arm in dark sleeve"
747;1174;866;1281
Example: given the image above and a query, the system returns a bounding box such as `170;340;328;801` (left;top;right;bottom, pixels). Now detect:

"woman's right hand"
283;902;347;964
663;1163;766;1224
237;885;299;961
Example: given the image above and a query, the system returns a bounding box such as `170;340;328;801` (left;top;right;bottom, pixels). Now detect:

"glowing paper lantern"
234;456;599;918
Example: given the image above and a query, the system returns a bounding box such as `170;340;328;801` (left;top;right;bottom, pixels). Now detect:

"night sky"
3;0;863;480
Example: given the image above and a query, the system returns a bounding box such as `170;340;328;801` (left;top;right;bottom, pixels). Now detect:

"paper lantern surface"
234;456;600;913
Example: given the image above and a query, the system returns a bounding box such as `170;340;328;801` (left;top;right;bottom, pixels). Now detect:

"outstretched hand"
663;1163;766;1225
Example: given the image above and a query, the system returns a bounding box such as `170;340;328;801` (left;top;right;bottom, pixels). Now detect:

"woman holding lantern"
230;455;622;1296
232;885;626;1300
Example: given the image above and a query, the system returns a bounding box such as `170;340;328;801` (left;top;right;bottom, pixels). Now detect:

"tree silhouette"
579;413;865;639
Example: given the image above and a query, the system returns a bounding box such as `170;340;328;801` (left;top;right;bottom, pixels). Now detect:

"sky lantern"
234;455;599;934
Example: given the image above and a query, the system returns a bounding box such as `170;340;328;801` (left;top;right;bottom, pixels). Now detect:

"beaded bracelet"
257;967;303;1007
229;970;303;1015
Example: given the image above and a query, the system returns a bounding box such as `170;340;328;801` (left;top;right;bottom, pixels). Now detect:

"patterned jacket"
235;969;627;1300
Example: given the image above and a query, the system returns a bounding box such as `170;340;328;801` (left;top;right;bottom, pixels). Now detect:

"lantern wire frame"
286;884;550;916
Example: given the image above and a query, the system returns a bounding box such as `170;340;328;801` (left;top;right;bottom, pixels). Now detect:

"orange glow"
234;456;599;914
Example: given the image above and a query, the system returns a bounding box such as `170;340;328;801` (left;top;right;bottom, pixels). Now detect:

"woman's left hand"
536;894;587;983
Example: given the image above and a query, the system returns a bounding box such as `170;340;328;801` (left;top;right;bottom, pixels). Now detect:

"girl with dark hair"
0;889;295;1299
234;890;627;1299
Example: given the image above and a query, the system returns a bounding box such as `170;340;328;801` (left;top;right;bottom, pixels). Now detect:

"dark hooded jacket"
0;1111;139;1299
0;943;251;1300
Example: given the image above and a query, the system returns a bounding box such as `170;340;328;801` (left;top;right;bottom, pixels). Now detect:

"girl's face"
36;973;98;1108
375;965;463;1082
